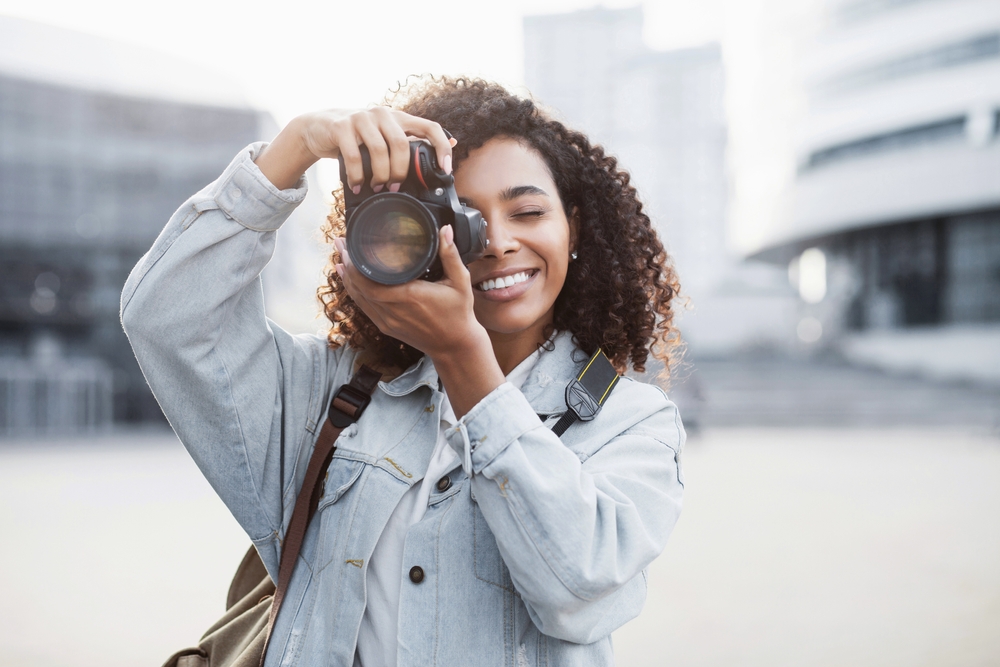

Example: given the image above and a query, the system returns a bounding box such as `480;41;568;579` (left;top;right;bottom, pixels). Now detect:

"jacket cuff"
446;383;542;475
208;142;309;232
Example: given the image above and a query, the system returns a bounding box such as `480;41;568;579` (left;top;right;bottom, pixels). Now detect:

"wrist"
430;328;494;375
430;329;505;419
255;116;318;190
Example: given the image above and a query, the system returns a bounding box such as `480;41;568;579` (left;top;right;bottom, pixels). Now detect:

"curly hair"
319;76;682;376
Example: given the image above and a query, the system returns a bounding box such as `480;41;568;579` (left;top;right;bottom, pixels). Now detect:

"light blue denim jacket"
121;143;684;667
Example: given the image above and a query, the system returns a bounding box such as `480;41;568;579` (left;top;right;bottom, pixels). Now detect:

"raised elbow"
526;570;648;644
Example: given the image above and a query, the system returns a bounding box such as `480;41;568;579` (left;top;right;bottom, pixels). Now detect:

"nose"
482;213;519;259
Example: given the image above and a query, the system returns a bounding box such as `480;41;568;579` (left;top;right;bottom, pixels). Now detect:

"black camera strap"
551;348;620;437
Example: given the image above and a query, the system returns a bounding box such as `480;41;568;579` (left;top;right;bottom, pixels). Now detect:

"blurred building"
0;16;274;435
749;0;1000;383
524;7;798;360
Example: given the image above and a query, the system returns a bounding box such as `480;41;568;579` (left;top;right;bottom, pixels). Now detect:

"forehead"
453;137;557;199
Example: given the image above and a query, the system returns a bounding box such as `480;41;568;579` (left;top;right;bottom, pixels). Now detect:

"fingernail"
449;137;458;147
389;182;400;193
443;225;454;245
372;183;384;193
335;264;344;277
443;154;452;174
351;185;361;195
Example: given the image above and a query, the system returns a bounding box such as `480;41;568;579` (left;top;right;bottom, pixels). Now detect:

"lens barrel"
341;139;487;284
346;194;439;285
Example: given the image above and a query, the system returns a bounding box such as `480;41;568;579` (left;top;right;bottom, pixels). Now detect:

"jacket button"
409;566;425;584
436;476;451;492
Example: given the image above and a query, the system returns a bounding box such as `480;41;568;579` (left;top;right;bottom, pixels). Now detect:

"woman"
122;76;684;666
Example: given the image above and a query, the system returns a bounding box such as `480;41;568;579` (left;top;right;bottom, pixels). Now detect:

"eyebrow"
500;185;548;201
461;185;549;208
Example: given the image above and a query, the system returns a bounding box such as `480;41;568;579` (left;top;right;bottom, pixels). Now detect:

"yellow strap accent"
578;349;618;404
598;375;619;403
576;351;599;381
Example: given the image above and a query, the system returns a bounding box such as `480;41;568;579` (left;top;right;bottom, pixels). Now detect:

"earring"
570;251;578;261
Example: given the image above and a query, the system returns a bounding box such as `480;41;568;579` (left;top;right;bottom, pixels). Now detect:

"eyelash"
513;210;546;218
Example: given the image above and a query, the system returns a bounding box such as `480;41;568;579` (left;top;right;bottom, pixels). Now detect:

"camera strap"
550;348;620;437
259;365;381;667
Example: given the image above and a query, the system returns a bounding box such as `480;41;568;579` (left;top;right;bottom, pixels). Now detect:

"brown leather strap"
258;365;381;667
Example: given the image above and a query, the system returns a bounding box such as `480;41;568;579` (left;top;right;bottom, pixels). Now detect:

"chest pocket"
472;501;516;592
317;457;365;512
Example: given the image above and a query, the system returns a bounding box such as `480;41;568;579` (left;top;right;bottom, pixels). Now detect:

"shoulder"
267;323;365;407
558;373;684;461
604;377;682;446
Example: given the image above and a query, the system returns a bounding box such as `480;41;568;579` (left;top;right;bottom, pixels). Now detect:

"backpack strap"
551;349;620;437
259;365;381;667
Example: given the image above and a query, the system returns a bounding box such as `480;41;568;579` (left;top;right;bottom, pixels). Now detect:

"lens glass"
361;212;430;273
348;195;438;283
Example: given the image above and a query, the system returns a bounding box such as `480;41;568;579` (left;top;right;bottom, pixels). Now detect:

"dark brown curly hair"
319;76;682;376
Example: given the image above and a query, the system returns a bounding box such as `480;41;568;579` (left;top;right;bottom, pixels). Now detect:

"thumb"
438;225;469;284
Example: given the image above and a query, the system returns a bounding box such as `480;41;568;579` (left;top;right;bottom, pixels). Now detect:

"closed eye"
513;209;546;218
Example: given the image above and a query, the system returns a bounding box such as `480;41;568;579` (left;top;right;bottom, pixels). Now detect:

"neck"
487;323;553;375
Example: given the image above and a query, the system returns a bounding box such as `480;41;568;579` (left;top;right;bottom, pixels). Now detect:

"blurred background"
1;0;998;665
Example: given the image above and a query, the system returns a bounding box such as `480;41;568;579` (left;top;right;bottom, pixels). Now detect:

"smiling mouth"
476;270;538;292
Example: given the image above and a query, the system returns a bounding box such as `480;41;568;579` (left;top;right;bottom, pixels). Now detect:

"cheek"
545;230;572;281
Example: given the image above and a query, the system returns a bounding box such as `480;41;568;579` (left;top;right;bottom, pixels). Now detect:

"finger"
339;243;406;305
372;108;411;190
337;263;387;327
395;113;452;174
335;126;365;194
353;113;390;193
437;225;470;286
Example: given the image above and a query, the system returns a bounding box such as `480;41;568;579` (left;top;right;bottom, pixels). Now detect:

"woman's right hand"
254;108;454;192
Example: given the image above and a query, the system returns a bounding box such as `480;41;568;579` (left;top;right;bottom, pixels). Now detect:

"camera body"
340;140;488;285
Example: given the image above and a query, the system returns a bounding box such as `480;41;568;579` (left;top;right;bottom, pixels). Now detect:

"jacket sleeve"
446;380;684;644
120;143;346;577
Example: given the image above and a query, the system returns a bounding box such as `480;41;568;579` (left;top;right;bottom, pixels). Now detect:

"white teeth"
479;271;531;292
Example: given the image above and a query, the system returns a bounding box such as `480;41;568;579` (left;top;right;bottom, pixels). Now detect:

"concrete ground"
1;427;998;667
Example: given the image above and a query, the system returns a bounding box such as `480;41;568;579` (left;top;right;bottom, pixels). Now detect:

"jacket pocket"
316;457;365;512
472;501;516;592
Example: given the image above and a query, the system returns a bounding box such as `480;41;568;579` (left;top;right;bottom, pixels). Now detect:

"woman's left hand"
335;226;505;416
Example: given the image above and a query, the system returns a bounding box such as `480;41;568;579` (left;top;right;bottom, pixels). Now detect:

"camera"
340;140;488;285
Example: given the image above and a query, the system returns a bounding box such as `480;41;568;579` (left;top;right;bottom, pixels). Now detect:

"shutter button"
436;476;451;492
409;566;424;584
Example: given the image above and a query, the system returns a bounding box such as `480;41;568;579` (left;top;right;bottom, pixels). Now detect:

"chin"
476;306;554;338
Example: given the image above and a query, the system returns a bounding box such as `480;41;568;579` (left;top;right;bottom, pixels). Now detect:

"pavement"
1;359;998;667
613;427;1000;667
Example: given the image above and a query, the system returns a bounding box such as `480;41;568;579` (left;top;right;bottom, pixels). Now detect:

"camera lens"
346;194;439;284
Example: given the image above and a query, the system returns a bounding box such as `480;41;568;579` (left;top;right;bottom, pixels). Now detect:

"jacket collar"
378;330;590;415
379;353;439;397
519;330;591;415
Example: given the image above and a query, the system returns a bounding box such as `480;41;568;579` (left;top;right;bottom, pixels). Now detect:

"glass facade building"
0;20;271;435
758;0;1000;333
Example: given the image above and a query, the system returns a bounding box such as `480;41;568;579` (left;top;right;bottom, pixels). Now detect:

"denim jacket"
121;144;684;667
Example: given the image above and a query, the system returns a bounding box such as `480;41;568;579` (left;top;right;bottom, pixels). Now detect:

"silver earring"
570;251;578;261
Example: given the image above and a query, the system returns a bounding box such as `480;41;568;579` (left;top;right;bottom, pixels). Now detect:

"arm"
120;143;332;572
447;381;685;643
122;110;455;575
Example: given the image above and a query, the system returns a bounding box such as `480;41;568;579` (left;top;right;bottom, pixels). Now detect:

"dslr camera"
340;140;488;285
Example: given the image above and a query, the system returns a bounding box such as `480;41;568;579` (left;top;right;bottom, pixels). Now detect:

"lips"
473;269;539;301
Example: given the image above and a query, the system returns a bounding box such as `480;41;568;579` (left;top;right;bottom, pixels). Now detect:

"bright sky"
0;0;727;125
